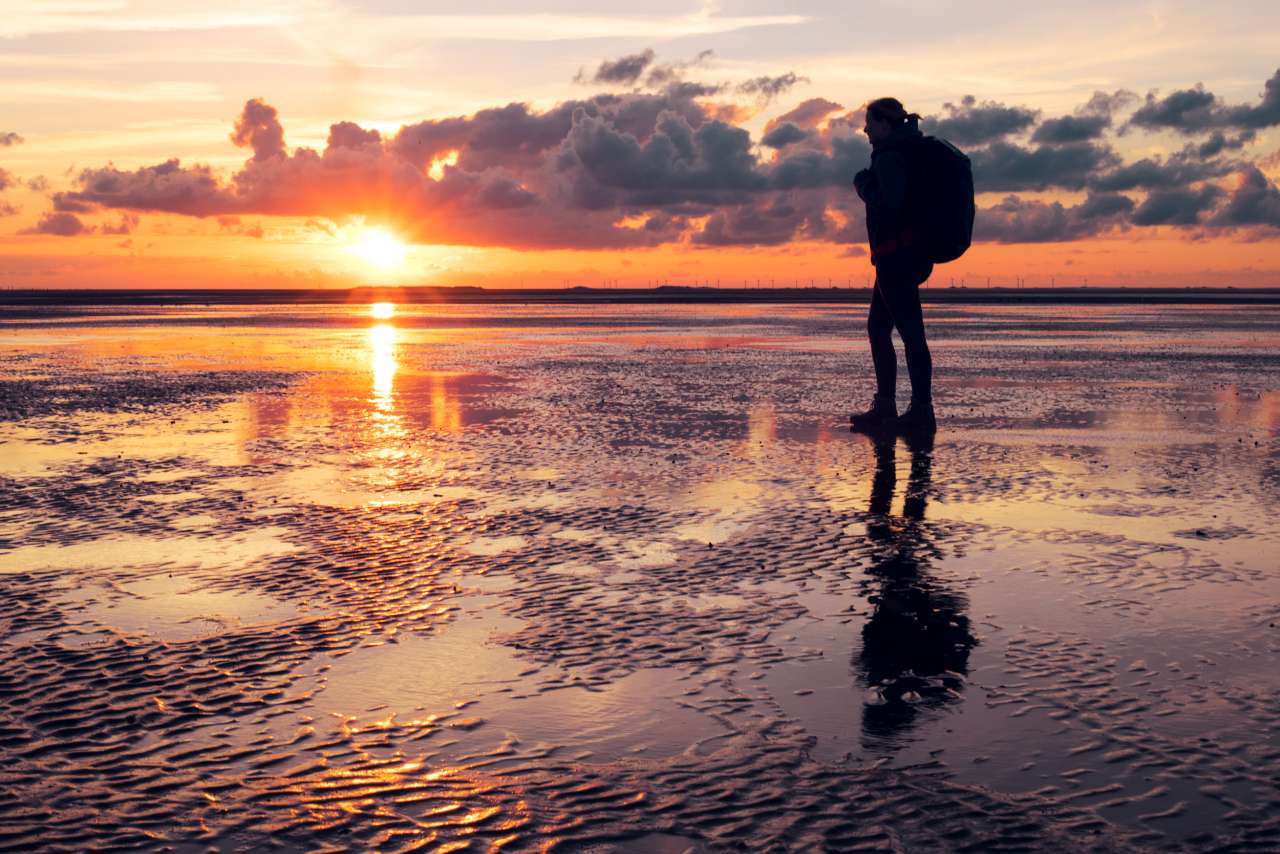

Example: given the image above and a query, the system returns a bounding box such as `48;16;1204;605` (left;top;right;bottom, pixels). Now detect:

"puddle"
79;574;307;641
464;535;528;556
0;528;299;574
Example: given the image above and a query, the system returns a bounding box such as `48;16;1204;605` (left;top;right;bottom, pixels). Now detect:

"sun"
351;228;409;270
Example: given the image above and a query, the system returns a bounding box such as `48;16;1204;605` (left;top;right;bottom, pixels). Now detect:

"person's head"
863;97;920;145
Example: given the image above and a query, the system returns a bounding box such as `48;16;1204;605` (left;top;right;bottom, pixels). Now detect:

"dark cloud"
974;193;1134;243
924;95;1038;146
1089;151;1237;192
581;49;655;86
2;168;33;219
770;98;844;131
1032;114;1110;144
53;194;99;213
230;98;286;161
567;109;764;204
1209;166;1280;228
1129;68;1280;133
760;122;810;149
1130;185;1224;226
1192;130;1256;158
1082;89;1139;116
643;49;714;89
692;194;827;246
768;136;870;190
662;81;726;100
0;132;22;147
1076;192;1137;220
101;213;140;235
21;211;93;236
737;72;808;104
56;159;234;217
44;73;1280;251
27;175;48;192
970;141;1118;192
1031;90;1135;144
327;121;382;150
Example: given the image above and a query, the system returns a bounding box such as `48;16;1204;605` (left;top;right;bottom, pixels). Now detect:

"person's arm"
853;168;874;201
869;150;908;236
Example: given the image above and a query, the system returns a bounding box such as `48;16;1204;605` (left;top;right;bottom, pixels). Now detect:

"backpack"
910;136;975;264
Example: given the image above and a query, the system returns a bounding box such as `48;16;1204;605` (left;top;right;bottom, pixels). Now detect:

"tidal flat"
1;302;1278;852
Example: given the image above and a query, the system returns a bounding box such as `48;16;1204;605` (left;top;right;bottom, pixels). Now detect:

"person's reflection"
856;431;976;745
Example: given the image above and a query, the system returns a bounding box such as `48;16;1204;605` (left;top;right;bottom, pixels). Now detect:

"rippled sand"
1;302;1278;852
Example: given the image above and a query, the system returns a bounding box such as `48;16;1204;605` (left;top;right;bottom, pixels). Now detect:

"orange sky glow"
1;2;1278;289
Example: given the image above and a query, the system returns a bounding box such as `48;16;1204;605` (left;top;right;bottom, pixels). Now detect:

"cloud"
230;98;286;161
1031;90;1135;144
924;95;1038;146
974;193;1134;243
1209;166;1280;228
1192;130;1256;158
41;70;1280;252
692;193;831;246
21;211;94;236
580;49;656;86
0;132;22;147
1089;151;1237;192
737;72;808;104
770;98;845;131
0;167;13;192
970;141;1118;192
101;213;140;235
1129;68;1280;134
1031;114;1110;144
1130;185;1224;226
760;122;810;149
567;108;765;206
643;48;714;89
327;121;382;150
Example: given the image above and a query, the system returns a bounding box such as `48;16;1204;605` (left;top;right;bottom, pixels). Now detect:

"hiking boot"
895;399;937;435
850;394;897;433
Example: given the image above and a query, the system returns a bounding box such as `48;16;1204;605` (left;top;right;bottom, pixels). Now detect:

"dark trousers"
868;251;934;403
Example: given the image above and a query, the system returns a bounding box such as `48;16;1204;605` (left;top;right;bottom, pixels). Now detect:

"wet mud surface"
1;303;1278;852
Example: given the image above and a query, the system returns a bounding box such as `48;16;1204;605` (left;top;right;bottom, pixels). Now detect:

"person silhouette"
854;431;976;746
850;97;937;435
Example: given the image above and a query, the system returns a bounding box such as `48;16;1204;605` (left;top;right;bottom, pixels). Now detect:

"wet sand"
1;302;1278;852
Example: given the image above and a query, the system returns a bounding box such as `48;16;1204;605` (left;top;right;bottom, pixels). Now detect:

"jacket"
853;121;923;265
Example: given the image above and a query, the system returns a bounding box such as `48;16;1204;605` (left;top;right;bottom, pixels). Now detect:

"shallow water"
1;302;1278;852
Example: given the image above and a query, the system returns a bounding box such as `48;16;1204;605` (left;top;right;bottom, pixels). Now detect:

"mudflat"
1;302;1277;852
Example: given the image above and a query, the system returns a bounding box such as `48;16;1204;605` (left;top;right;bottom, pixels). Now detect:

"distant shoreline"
3;286;1280;306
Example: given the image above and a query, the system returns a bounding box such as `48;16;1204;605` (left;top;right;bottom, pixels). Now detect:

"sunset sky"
2;1;1279;289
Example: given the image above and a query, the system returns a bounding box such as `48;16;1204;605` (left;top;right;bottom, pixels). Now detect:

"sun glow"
370;302;394;320
352;229;409;270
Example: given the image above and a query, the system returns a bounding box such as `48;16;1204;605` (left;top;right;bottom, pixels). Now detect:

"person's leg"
867;277;897;400
851;279;899;430
878;254;933;404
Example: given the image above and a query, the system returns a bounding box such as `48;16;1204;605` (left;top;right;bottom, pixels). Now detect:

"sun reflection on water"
369;324;397;410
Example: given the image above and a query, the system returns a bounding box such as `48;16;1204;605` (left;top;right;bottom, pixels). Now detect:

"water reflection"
369;323;397;411
366;323;409;449
856;432;977;746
